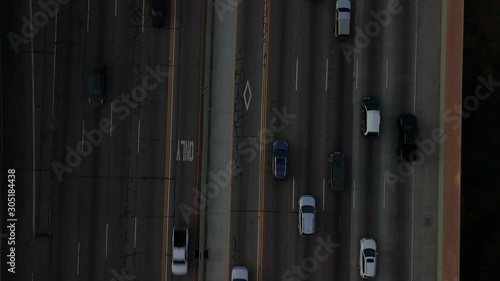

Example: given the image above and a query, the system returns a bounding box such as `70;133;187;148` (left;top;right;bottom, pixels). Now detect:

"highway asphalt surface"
2;0;447;281
225;0;443;281
1;0;205;280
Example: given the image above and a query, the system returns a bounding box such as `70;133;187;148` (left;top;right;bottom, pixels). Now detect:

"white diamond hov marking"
243;80;252;111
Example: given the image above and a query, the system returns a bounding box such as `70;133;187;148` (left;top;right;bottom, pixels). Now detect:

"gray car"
273;140;288;180
329;152;345;191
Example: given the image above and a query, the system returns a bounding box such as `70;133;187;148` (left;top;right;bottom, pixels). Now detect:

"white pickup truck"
171;227;188;275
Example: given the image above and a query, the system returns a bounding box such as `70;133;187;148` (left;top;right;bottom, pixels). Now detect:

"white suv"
335;0;351;38
298;195;316;235
361;96;381;136
359;238;377;279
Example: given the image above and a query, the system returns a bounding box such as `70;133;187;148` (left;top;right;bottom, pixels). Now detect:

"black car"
88;64;105;106
329;152;345;191
398;114;418;161
273;140;288;180
151;0;167;28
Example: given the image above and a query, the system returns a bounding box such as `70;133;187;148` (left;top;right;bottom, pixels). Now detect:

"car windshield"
338;8;350;12
152;9;164;16
233;279;247;281
364;249;376;257
173;260;185;264
301;206;314;213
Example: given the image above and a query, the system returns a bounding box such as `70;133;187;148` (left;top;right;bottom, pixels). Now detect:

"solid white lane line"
81;121;85;152
383;178;386;208
86;0;90;32
48;5;58;232
110;102;113;136
134;215;138;248
52;10;58;134
413;0;419;114
295;59;299;91
114;0;117;16
76;242;80;275
385;59;389;89
322;178;325;210
355;58;359;90
410;166;415;280
29;0;36;241
325;59;329;91
352;178;356;209
142;0;145;33
105;223;109;257
137;120;141;154
292;177;295;210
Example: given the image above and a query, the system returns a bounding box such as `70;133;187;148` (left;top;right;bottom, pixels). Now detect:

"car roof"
365;258;376;277
302;213;314;234
366;110;380;133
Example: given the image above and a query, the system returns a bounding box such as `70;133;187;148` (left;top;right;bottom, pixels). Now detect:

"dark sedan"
151;0;167;28
273;140;288;180
88;64;105;106
398;114;418;161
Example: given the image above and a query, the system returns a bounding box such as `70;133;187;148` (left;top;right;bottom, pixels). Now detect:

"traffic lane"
355;11;416;281
133;39;171;281
261;0;295;279
263;0;323;279
228;152;260;276
168;0;204;280
133;4;171;277
371;0;442;280
348;0;377;279
226;0;266;278
362;0;407;280
232;0;265;135
134;179;165;281
79;0;118;279
371;0;418;280
302;1;345;280
3;0;58;279
171;152;199;281
78;118;112;281
334;4;357;281
306;0;362;279
50;0;95;276
409;0;442;278
31;2;58;278
171;0;203;225
96;0;153;278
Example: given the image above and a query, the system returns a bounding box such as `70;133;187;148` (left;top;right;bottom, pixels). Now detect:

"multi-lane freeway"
1;0;462;281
